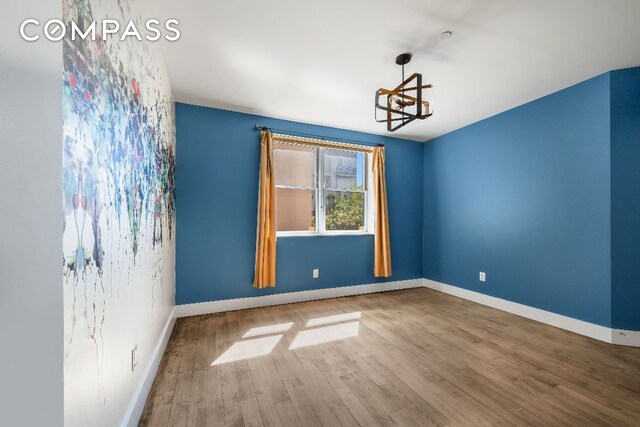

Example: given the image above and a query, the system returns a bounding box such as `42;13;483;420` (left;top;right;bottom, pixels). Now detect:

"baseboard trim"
175;279;423;318
121;307;176;427
422;278;640;347
611;329;640;347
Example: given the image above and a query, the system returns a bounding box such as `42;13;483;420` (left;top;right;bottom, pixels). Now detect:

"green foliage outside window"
325;191;364;231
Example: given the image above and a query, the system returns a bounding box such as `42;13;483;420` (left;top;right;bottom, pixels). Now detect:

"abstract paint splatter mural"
62;0;175;425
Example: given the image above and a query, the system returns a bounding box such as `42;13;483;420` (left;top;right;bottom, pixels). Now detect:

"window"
274;139;372;235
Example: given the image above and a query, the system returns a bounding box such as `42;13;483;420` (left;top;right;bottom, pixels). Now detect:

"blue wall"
611;67;640;330
423;73;613;326
176;104;423;304
177;68;639;328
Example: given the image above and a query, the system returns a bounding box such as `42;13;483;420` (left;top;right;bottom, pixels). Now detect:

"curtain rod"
255;124;384;148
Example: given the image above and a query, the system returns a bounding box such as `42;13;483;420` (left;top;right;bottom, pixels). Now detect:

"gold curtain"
372;146;392;277
254;130;277;288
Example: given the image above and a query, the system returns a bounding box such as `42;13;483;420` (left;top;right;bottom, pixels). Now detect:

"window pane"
324;190;365;231
274;142;315;187
276;188;316;232
323;149;364;190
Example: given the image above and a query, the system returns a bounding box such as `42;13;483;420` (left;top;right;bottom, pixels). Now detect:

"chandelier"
375;53;433;132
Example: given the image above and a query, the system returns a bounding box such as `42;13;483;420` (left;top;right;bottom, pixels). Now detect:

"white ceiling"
155;0;640;141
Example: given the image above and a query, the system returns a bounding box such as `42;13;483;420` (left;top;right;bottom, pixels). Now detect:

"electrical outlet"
131;345;138;372
479;272;486;282
313;269;319;279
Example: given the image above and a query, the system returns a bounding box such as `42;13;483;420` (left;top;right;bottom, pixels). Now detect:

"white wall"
0;1;64;426
61;0;176;426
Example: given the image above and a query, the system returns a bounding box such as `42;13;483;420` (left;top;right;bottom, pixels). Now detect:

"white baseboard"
121;307;176;427
175;279;423;318
611;329;640;347
422;278;640;347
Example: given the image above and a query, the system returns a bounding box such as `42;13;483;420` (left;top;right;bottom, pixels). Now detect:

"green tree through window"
325;190;364;231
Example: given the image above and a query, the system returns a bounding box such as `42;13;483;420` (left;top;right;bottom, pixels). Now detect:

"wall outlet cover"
131;345;138;372
313;269;319;278
479;272;486;282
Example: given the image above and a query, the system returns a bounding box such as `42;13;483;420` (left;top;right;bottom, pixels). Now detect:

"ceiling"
155;0;640;141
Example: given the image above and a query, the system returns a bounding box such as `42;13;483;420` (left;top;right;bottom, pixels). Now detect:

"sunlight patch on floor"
306;311;361;328
211;335;283;365
242;322;293;338
212;313;363;365
289;321;360;350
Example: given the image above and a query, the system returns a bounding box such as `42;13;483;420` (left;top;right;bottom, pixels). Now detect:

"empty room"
2;0;640;426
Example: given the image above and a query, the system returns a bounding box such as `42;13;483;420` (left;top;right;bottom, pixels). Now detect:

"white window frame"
275;141;374;237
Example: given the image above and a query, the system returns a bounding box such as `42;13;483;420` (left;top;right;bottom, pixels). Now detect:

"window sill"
277;232;374;238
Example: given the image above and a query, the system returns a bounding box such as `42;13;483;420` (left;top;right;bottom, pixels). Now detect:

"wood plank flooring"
140;288;640;426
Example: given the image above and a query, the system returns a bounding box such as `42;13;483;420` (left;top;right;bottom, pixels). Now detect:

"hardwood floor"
140;288;640;426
